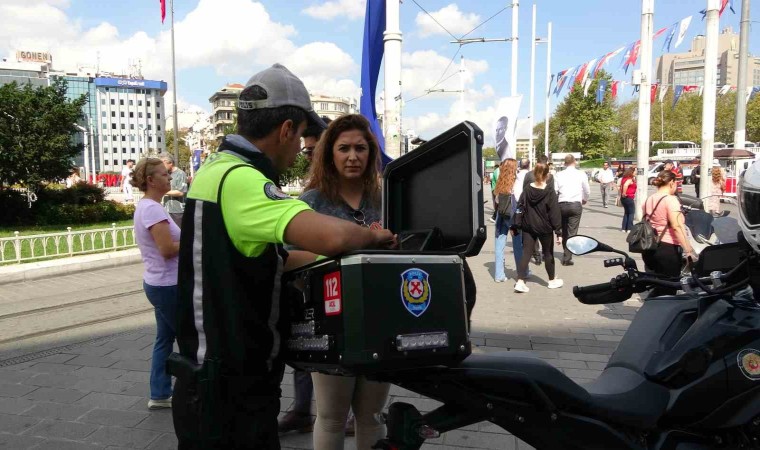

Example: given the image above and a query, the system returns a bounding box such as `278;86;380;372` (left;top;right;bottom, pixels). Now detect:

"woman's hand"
555;235;563;246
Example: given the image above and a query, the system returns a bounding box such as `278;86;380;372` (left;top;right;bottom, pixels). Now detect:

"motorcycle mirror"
566;235;602;255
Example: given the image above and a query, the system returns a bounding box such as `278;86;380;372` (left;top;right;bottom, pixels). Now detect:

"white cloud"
415;4;481;38
303;0;366;20
407;95;524;146
0;0;362;112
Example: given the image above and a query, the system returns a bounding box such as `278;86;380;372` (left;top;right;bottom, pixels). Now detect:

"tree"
0;78;86;189
164;129;191;171
280;154;309;188
483;147;497;159
745;95;760;142
551;71;617;160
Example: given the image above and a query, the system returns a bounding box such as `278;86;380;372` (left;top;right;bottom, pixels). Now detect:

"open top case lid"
382;121;486;257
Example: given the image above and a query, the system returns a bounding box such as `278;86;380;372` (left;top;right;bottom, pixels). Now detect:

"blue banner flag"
596;80;608;104
672;85;685;109
662;23;677;52
359;0;391;165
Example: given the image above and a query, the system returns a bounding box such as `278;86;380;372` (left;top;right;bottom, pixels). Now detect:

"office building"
209;83;244;139
0;51;53;88
209;84;358;139
656;27;760;88
93;77;168;173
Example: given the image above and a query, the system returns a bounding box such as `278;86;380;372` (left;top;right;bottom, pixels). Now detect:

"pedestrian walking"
489;164;500;222
493;159;521;283
619;167;637;232
642;170;696;297
598;161;616;208
554;154;590;266
131;158;180;410
159;154;187;228
523;155;554;266
513;161;563;293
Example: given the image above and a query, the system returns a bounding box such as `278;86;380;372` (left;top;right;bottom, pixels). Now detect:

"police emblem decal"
400;268;431;317
263;182;291;200
738;349;760;381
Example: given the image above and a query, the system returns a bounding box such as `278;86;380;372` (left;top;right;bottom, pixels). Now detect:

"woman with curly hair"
300;114;389;449
493;159;522;282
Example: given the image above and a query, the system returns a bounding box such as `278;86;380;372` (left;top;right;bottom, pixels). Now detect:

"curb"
0;249;142;285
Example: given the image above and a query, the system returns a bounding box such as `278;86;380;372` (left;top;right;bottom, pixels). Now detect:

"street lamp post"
531;11;551;165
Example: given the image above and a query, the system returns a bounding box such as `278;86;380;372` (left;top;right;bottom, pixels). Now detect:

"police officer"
171;63;396;449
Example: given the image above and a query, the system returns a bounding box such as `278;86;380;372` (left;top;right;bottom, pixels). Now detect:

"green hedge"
0;183;134;227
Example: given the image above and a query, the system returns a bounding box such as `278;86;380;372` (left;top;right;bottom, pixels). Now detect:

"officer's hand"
372;229;398;249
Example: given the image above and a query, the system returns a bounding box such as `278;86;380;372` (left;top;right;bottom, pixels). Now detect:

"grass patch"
0;220;134;238
0;220;136;264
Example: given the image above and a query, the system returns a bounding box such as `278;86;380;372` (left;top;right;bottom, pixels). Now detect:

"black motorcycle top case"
284;121;486;375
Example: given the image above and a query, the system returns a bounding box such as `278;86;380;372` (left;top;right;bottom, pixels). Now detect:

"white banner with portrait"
493;96;522;162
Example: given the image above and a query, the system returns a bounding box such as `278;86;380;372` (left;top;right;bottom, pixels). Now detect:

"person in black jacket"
513;161;563;293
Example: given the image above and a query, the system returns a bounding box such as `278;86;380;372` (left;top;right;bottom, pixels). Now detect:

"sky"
0;0;757;143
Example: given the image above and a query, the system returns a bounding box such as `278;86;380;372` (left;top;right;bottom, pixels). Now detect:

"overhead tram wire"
406;2;510;104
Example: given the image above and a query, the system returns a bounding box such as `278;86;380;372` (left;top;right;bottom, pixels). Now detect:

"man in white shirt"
554;155;590;266
121;159;135;203
598;161;616;208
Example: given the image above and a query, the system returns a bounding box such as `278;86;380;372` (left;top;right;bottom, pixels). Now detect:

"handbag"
626;195;669;253
511;196;525;230
497;193;513;218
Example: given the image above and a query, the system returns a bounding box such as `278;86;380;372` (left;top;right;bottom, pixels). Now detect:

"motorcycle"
371;234;760;450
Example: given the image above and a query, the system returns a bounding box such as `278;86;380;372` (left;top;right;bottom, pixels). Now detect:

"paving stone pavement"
0;184;648;449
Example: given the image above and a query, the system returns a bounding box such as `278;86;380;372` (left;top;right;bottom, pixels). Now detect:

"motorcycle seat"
454;352;669;429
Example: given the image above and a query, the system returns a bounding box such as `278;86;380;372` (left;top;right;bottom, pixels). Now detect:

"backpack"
626;195;669;253
497;193;513;218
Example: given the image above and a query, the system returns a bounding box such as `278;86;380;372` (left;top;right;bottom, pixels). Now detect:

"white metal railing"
0;224;136;265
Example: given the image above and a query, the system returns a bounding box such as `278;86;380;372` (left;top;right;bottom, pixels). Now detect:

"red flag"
611;81;620;100
574;62;590;86
160;0;166;23
682;85;699;93
650;84;658;103
653;27;668;40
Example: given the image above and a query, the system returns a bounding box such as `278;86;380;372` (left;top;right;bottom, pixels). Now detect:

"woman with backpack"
493;159;521;282
642;170;696;297
512;162;563;293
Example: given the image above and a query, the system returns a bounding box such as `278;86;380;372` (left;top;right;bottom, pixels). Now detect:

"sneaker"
604;205;609;208
494;277;506;283
561;260;574;266
278;410;314;434
148;397;172;410
548;279;564;289
488;217;496;223
514;280;529;293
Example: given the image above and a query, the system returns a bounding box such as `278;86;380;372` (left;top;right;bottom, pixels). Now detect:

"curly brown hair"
494;159;517;195
131;158;163;191
305;114;382;208
712;167;724;183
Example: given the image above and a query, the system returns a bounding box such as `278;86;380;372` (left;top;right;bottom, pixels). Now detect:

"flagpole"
528;3;536;167
544;22;552;159
511;0;519;97
734;0;750;147
699;0;720;200
634;0;654;222
170;0;179;162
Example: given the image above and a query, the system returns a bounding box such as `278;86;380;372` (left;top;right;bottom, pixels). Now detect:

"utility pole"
529;4;537;166
700;0;720;200
384;0;403;159
544;22;552;160
460;55;465;116
88;116;96;183
734;0;750;148
511;0;519;96
634;0;654;222
170;0;179;162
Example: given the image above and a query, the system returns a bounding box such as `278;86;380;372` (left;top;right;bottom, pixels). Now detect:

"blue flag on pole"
672;85;685;109
596;80;608;104
360;0;391;165
662;23;677;52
